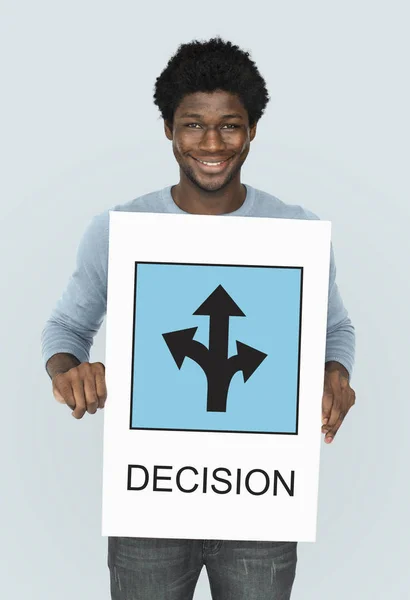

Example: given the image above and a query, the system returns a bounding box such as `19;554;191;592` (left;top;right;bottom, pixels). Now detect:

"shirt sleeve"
325;243;356;378
295;206;356;379
41;211;109;368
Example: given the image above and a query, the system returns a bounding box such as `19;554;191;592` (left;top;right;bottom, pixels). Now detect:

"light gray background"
1;1;408;598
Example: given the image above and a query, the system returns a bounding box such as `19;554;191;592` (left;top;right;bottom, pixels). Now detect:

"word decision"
128;465;296;497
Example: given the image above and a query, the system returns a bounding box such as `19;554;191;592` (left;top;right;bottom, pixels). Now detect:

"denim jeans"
108;537;297;599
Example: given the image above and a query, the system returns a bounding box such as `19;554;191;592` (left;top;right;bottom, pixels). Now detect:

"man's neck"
171;178;247;215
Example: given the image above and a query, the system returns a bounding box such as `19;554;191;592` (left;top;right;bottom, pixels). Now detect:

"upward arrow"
193;285;245;362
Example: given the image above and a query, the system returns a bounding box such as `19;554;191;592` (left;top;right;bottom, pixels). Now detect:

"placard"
102;212;331;541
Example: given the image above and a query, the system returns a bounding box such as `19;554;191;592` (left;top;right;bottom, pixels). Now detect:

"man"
41;37;356;600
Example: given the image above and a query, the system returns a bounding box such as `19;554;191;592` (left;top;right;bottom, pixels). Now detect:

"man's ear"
164;120;173;140
250;122;257;141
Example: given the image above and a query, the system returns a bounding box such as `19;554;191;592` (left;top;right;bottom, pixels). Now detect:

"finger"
325;373;344;429
324;412;345;442
94;364;107;408
53;385;65;404
325;388;355;439
83;375;99;415
326;402;342;431
322;380;333;424
70;373;87;419
53;377;75;410
323;410;345;432
323;393;349;441
329;380;354;431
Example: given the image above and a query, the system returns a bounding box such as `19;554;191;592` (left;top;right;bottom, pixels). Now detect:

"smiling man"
167;89;255;214
41;37;356;600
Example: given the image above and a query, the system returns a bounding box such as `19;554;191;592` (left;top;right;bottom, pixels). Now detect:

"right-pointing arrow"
234;341;268;382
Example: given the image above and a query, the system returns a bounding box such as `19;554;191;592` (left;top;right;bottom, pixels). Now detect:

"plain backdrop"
1;1;409;598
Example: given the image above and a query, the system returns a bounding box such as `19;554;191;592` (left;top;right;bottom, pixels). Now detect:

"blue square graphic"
130;262;302;434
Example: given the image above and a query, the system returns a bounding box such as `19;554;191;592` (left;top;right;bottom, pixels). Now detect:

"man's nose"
198;128;226;152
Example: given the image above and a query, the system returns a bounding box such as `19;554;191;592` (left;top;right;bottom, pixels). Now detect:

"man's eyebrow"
179;112;244;120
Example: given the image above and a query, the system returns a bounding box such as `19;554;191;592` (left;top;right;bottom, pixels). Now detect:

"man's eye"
186;123;238;129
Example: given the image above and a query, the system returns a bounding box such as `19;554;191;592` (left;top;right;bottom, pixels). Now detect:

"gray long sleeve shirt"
41;183;356;377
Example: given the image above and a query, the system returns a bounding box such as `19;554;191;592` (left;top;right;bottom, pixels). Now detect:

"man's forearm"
46;352;81;380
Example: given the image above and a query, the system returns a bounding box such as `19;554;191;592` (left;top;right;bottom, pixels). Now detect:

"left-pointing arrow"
162;327;209;370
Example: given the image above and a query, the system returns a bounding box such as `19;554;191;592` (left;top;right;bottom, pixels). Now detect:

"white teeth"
198;159;225;166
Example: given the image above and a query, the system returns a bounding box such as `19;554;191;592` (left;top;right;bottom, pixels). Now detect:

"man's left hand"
322;361;356;444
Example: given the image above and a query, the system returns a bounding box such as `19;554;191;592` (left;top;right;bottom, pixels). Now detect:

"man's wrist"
46;352;81;380
325;360;350;380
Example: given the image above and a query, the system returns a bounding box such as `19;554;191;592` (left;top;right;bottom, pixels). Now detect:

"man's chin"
188;174;234;193
195;182;228;193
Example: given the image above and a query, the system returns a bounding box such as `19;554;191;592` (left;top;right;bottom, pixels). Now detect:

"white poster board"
102;212;331;542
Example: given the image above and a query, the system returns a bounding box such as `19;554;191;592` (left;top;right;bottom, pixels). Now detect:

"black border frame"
129;261;303;435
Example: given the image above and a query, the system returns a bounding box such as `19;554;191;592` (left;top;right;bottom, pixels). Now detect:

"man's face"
164;90;257;193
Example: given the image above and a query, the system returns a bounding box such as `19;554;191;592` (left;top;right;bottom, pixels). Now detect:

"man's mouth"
190;155;234;172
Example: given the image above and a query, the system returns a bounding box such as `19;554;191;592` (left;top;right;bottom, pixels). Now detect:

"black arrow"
193;284;244;362
228;341;268;382
162;285;267;412
162;327;209;370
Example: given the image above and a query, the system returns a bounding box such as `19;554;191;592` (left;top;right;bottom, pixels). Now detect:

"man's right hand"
52;362;107;419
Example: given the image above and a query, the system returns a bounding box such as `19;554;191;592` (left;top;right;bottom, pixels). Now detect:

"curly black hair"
153;36;270;127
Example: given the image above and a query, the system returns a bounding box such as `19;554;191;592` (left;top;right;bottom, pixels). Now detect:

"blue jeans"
108;537;297;599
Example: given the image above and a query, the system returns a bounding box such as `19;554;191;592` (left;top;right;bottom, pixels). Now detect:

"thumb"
54;389;65;403
52;377;66;404
322;383;333;425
